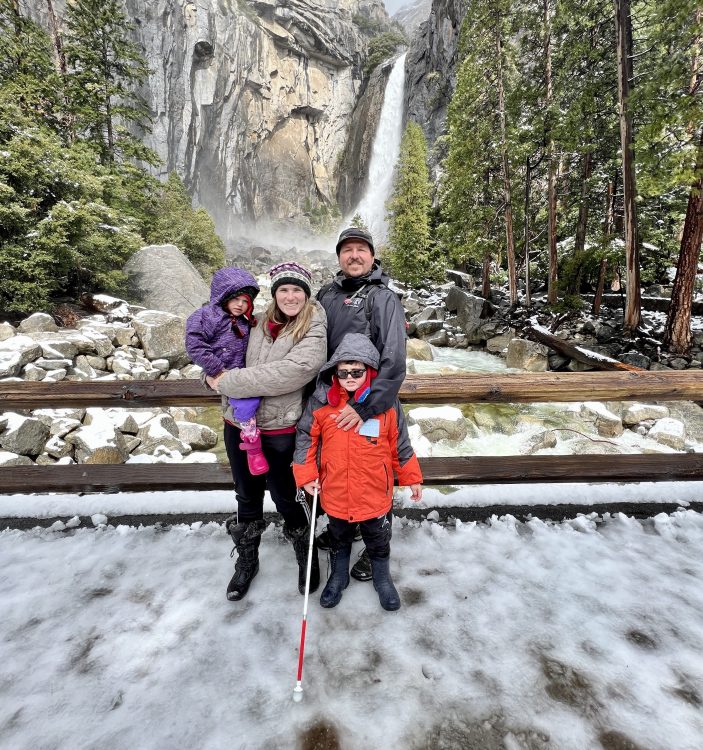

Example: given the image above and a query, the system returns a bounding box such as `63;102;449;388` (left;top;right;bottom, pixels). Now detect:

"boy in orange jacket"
293;333;422;611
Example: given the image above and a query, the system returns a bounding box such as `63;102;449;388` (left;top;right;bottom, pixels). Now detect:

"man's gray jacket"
317;262;406;422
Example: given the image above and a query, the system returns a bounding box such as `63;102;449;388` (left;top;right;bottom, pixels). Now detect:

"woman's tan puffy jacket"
216;302;328;430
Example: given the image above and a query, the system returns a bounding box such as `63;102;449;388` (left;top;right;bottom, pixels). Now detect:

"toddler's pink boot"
239;435;269;475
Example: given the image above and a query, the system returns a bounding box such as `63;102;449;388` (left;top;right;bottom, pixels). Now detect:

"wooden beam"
2;370;703;410
1;454;702;494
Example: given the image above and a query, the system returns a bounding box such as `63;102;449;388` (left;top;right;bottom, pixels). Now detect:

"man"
316;226;408;581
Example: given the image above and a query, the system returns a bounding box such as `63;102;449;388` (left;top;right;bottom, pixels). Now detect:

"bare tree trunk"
566;151;593;296
524;155;532;308
482;253;492;299
614;0;641;332
495;21;517;306
593;259;608;316
664;127;703;353
545;0;558;306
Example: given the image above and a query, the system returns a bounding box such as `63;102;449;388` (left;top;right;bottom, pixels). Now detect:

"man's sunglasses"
336;368;366;379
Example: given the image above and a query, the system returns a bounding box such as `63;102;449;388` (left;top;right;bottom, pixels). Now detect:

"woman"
206;261;327;602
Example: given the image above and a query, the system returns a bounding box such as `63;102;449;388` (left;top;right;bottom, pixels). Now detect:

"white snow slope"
2;512;703;749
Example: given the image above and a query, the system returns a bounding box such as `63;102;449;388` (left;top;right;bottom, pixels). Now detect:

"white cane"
293;485;319;702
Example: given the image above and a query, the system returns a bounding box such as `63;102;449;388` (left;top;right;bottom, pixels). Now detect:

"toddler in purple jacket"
185;267;268;475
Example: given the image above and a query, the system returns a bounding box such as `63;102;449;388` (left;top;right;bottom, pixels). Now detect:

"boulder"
406;339;433;361
134;414;192;455
486;330;514;354
18;312;58;333
580;402;624;438
22;363;46;381
0;322;15;341
0;413;51;456
0;451;33;466
444;288;491;341
176;421;219;450
648;418;685;450
133;310;188;364
506;339;549;371
0;335;42;377
84;408;140;435
424;329;449;347
445;270;474;289
407;406;469;442
35;337;79;360
64;418;129;464
124;244;210;318
415;320;444;338
622;404;670;426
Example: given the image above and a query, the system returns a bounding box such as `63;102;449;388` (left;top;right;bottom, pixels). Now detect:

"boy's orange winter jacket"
293;387;422;523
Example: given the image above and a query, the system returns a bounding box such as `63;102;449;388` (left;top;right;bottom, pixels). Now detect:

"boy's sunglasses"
336;368;366;379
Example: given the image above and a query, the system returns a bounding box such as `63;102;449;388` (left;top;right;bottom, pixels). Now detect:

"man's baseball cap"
335;226;375;255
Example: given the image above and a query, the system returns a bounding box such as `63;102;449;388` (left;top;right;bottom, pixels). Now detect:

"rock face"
404;0;467;167
26;1;391;234
393;0;432;35
124;245;210;318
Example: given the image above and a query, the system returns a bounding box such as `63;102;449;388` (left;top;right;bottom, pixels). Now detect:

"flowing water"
348;52;407;243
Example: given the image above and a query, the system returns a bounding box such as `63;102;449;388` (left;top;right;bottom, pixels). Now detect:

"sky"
2;511;703;749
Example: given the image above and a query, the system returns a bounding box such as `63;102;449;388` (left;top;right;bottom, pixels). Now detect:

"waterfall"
349;52;407;244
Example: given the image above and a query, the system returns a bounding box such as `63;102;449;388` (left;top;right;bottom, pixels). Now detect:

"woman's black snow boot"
370;555;401;611
320;545;351;608
226;519;266;601
284;525;320;595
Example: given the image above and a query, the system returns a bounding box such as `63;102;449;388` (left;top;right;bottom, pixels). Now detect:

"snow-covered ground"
2;511;703;750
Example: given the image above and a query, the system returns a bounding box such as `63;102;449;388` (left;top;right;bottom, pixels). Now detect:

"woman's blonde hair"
263;297;316;344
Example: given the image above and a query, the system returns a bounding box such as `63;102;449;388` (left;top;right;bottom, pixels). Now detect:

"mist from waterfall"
349;52;407;245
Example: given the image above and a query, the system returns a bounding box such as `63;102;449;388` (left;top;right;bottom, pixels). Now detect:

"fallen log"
524;322;641;371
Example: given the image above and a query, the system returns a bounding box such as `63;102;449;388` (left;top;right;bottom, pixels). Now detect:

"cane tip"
293;686;303;703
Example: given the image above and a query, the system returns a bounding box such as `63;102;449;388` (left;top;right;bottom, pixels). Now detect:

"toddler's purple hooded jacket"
185;267;260;423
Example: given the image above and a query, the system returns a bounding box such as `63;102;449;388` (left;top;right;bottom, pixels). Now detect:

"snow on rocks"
579;402;624;438
647;417;686;450
0;335;43;377
0;450;33;466
622;403;670;425
64;416;130;464
0;413;50;455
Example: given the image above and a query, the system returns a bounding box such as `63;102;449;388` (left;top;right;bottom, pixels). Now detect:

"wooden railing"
1;370;703;494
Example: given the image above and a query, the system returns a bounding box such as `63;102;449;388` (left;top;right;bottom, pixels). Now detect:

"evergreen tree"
386;122;433;286
64;0;154;165
147;172;225;275
439;2;519;296
0;0;64;130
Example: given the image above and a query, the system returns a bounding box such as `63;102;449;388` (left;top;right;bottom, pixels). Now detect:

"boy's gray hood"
319;333;380;382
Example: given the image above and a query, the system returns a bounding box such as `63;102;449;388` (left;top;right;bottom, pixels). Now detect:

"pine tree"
64;0;154;165
439;1;519;297
147;172;225;275
385;122;433;286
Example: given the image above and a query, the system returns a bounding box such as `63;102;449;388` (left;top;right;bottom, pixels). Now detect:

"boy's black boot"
284;525;320;595
370;555;401;611
320;545;352;608
226;518;265;601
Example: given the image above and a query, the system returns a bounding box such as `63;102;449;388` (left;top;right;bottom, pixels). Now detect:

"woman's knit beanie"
269;262;312;298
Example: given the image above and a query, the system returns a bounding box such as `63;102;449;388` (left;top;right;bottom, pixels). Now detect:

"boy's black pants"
327;513;392;558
